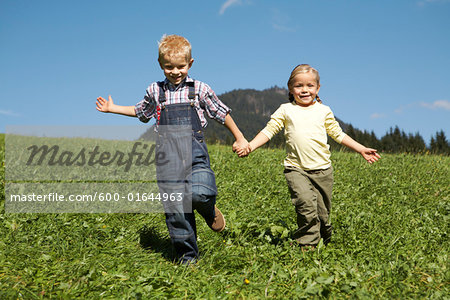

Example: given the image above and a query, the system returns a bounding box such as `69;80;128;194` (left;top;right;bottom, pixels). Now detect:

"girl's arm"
233;131;269;157
96;95;136;117
341;135;381;164
242;107;284;157
248;132;270;153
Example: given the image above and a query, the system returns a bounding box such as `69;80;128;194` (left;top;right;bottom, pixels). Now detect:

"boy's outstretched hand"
96;95;114;113
360;148;381;164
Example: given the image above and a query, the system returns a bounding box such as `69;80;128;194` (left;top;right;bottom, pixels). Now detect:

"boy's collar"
163;76;194;89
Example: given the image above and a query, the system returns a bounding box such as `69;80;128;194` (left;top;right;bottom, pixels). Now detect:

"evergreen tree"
380;127;395;152
430;130;450;154
409;132;426;153
370;131;380;150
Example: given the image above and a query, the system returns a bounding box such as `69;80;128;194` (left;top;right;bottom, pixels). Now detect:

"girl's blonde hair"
158;34;192;62
287;64;322;103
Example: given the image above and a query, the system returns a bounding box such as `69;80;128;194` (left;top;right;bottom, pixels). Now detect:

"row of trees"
332;126;449;155
213;126;449;155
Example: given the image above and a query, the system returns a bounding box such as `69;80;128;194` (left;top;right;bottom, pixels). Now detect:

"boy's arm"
223;114;250;156
340;135;381;164
96;95;136;117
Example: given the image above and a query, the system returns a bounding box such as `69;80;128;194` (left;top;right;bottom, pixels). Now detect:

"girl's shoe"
300;245;316;252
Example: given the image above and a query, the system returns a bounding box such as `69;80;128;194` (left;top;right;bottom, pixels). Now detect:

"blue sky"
1;0;449;143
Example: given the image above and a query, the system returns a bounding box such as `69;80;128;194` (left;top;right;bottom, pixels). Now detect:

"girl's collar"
292;100;317;108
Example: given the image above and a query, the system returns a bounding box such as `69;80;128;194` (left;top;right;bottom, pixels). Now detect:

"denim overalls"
156;81;217;263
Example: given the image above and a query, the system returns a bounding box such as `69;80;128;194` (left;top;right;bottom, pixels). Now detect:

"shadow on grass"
138;225;176;262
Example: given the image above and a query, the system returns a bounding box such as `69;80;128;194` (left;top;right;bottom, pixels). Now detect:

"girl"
236;64;380;249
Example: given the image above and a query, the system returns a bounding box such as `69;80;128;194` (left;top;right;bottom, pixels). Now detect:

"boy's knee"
192;168;217;197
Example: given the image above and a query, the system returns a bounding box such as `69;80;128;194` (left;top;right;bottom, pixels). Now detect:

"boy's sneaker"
179;258;197;266
207;206;226;232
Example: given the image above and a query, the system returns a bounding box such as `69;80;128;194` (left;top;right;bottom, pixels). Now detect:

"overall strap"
186;81;195;106
157;81;166;109
186;81;203;132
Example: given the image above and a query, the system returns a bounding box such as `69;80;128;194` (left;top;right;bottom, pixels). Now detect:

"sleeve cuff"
260;128;274;140
134;105;150;123
335;132;346;144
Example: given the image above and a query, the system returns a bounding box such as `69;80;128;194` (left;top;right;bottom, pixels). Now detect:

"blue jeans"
157;103;217;263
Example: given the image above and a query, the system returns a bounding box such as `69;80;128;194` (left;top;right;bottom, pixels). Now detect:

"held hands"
232;138;252;157
360;148;381;164
96;95;114;113
233;132;268;158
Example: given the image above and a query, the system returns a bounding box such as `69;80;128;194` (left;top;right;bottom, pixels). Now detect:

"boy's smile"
290;72;321;107
159;54;194;86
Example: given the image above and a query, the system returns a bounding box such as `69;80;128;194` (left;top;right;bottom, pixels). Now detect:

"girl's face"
289;72;320;107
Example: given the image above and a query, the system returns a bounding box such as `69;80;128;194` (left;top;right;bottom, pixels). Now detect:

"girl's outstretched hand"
360;148;381;164
96;95;114;113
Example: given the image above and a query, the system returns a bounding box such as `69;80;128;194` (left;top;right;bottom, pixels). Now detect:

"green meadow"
1;134;449;299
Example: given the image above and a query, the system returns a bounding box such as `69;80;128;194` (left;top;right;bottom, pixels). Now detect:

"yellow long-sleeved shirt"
261;102;346;171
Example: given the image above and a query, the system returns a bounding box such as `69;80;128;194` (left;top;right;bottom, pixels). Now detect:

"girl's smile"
289;72;321;107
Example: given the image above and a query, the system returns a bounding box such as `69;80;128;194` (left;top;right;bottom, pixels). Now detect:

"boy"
96;34;248;264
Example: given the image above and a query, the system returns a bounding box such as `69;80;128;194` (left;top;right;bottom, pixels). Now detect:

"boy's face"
289;72;321;107
159;54;194;86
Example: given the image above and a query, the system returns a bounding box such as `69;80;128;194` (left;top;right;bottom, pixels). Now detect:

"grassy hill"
1;136;449;298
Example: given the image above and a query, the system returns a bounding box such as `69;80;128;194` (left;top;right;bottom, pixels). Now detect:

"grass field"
1;134;449;299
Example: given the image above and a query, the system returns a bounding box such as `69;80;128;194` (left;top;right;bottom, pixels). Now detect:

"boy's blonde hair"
287;64;322;103
158;34;192;62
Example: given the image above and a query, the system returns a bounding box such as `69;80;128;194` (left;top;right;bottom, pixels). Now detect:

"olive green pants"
284;166;333;246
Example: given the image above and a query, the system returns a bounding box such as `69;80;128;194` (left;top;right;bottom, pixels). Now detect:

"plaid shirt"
135;77;231;127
